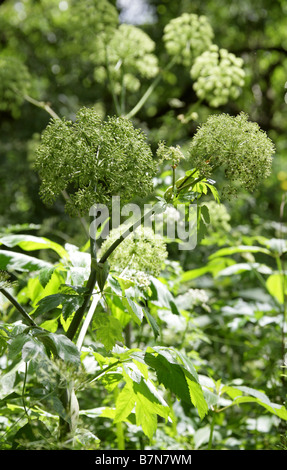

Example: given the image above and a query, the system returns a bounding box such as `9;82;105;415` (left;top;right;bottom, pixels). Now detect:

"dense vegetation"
0;0;286;451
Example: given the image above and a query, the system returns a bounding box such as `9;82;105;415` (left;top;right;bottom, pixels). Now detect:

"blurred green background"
0;0;286;245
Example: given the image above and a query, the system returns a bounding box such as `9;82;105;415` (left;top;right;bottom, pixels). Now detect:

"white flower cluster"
176;288;210;311
163;13;214;67
119;269;152;290
190;45;245;107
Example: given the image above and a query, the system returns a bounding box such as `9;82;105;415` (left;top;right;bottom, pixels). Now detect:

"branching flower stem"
125;56;177;119
22;93;60;121
66;205;157;342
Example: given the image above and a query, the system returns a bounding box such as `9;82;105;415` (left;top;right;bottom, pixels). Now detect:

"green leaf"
200;205;210;224
34;293;84;320
94;312;124;351
114;383;136;423
143;308;160;339
11;419;52;450
21;338;47;362
266;274;285;304
8;334;29;360
133;379;170;440
222;384;287;421
144;347;208;419
135;393;157;441
38;267;55;288
35;331;81;365
205;183;220;203
0;234;69;259
149;277;180;315
0;250;52;272
181;258;235;281
122;297;144;325
209;245;272;260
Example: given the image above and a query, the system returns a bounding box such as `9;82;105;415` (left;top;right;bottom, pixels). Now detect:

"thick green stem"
66;267;98;341
208;410;216;450
66;206;156;342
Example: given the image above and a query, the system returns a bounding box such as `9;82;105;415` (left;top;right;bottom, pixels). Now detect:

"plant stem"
105;48;121;116
66;205;157;342
0;288;37;327
76;292;101;350
207;410;216;450
125;57;177;120
99;206;156;264
23;93;60;120
66;266;98;341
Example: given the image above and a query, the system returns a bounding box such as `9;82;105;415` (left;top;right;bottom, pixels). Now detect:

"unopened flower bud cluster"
163;13;214;67
156;141;185;166
94;24;159;94
190;45;246;107
99;226;168;277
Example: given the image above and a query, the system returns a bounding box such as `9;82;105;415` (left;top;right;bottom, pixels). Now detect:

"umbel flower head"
156;141;185;167
34;107;157;216
188;112;275;198
98;226;168;277
190;45;246;107
94;24;159;94
163;13;214;67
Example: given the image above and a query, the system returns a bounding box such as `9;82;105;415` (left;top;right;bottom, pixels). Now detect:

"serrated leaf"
8;334;29;360
43;332;81;365
38;267;55;288
133;379;170;440
21;338;47;362
149;277;180;315
0;250;52;272
135;396;157;441
94;312;124;351
114;384;136;423
11;419;52;450
205;183;220;203
186;377;209;419
34;293;84;320
123;297;144;325
0;234;69;259
144;348;208;419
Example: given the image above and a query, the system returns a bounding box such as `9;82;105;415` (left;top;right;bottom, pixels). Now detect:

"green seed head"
188;112;275;198
34;107;158;216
